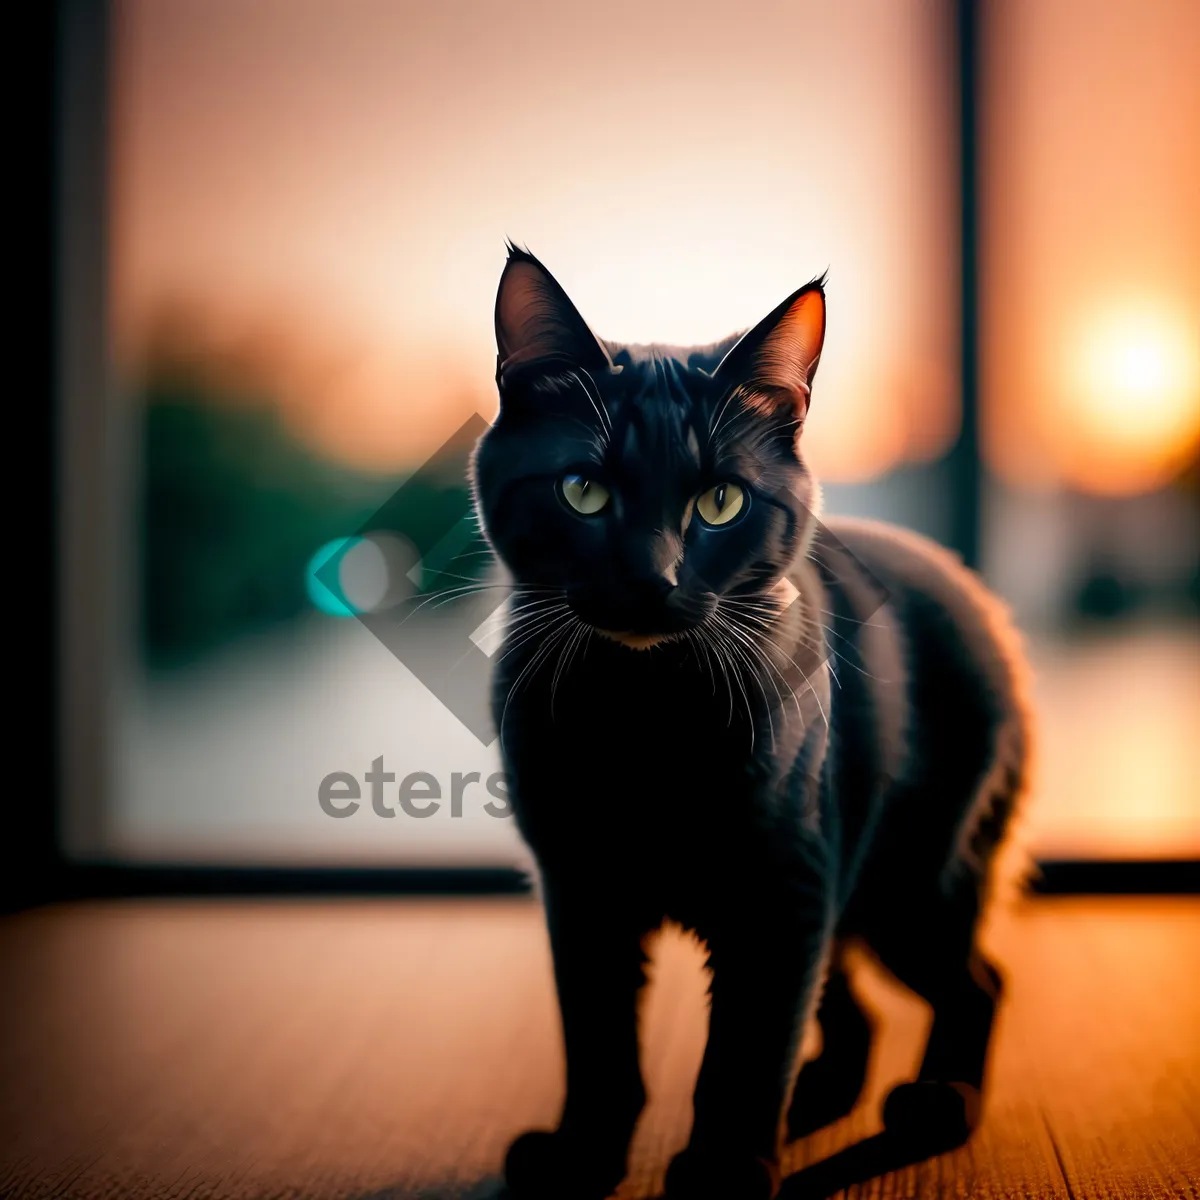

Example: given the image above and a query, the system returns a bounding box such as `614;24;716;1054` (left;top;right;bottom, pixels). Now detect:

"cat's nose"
625;574;676;608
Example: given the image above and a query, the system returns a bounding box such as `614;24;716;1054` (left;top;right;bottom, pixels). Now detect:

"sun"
1059;302;1200;495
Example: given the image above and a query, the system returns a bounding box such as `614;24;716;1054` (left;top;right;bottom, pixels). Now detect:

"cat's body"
498;512;1027;930
472;247;1031;1200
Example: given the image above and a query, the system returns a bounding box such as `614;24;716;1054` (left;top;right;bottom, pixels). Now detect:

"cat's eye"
696;482;746;527
560;474;610;516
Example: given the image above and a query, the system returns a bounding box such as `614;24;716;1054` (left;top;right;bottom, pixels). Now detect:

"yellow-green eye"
561;474;610;516
696;482;745;526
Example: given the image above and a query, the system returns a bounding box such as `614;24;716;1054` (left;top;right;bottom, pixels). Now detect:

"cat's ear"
494;244;614;384
713;275;826;419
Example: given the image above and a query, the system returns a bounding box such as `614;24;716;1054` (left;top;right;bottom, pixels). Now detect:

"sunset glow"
982;0;1200;494
1060;303;1200;494
113;0;958;482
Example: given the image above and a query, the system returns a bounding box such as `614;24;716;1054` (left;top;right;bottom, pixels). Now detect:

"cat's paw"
663;1146;780;1200
503;1128;626;1200
881;1080;980;1150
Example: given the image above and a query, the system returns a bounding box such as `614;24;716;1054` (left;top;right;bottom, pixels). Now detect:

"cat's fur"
470;245;1032;1200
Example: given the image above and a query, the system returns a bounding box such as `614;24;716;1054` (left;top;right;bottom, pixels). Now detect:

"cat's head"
471;244;826;649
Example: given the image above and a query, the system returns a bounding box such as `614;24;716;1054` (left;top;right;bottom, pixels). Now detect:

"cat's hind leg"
785;944;875;1140
862;881;1004;1149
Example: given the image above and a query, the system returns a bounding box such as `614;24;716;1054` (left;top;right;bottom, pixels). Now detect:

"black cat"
470;245;1032;1200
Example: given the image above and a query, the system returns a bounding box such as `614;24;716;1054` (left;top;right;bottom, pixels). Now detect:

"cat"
469;244;1032;1200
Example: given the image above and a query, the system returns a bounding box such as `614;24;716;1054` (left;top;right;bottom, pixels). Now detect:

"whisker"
550;619;588;718
698;627;736;727
498;614;578;750
568;368;612;441
817;630;890;684
704;620;758;752
713;609;793;743
496;605;573;663
723;626;778;752
397;583;517;623
686;627;719;701
715;599;826;734
814;606;887;629
492;608;573;651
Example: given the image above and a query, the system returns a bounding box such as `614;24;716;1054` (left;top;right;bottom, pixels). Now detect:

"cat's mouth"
568;587;712;650
592;628;681;650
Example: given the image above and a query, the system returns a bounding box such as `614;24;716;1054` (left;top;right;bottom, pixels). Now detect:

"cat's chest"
498;650;778;820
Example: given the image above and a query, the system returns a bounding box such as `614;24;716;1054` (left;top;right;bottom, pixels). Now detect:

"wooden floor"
0;897;1196;1200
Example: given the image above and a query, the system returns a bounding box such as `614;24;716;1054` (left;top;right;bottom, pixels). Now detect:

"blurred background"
58;0;1198;872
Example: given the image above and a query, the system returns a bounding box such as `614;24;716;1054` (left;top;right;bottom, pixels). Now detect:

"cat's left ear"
494;244;615;386
713;276;826;419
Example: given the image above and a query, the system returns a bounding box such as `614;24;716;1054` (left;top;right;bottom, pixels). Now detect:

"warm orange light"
1058;303;1200;495
112;0;959;483
981;0;1200;494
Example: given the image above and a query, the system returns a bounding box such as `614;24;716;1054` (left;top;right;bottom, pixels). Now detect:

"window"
57;0;1198;872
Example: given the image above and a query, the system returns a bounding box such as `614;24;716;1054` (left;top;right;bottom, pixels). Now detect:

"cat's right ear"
713;275;827;422
494;244;614;388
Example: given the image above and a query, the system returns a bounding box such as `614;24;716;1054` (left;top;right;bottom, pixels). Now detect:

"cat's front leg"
504;875;649;1200
666;876;832;1200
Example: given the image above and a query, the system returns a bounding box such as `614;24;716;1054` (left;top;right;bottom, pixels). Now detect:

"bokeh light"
1059;302;1200;495
307;532;419;617
306;537;361;617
